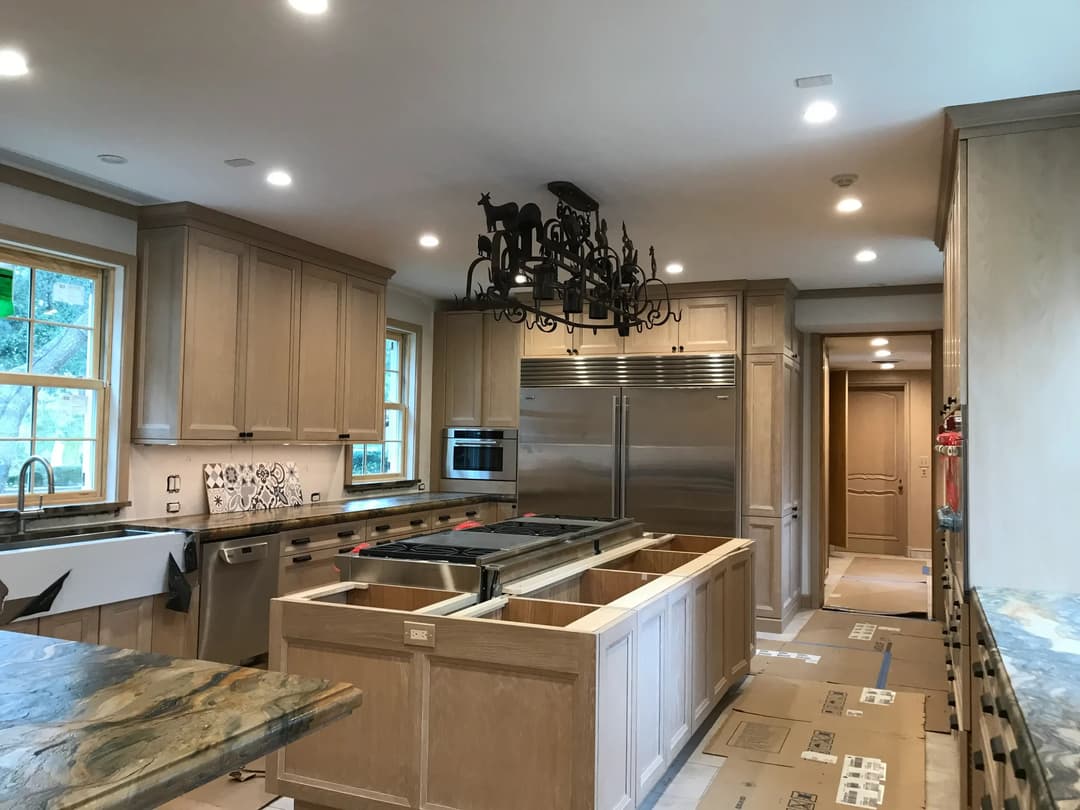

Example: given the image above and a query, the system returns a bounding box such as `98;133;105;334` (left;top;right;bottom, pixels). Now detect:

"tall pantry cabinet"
741;287;802;632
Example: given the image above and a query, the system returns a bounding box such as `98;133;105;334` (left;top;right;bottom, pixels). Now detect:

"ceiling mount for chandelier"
460;181;681;336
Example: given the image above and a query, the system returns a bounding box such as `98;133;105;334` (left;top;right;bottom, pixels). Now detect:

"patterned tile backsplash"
204;462;305;514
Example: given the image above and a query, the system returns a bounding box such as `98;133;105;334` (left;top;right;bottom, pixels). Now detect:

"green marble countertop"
0;632;362;810
131;491;515;542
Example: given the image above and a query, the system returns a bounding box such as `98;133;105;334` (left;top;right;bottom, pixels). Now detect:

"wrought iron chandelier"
461;181;680;336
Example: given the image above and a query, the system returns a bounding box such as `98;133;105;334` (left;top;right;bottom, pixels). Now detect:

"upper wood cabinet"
521;304;573;357
679;296;738;353
437;311;522;428
134;224;387;443
745;293;796;357
625;314;680;355
574;317;625;355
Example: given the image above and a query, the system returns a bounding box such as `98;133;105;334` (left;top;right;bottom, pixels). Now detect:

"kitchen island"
0;631;362;810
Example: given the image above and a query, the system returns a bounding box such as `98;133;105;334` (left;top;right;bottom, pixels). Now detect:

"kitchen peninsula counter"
133;491;515;543
0;631;362;810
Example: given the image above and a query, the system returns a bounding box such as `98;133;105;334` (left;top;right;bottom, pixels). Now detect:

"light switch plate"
404;621;436;648
311;492;321;503
166;501;181;513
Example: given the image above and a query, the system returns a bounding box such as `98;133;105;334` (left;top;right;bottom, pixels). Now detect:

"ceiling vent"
794;73;833;89
224;157;255;168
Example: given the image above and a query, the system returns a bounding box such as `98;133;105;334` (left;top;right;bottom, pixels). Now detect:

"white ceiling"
826;334;932;371
2;1;1079;298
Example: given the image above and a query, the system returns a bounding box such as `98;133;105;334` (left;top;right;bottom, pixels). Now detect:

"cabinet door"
663;579;693;760
443;312;484;427
745;294;790;355
99;597;154;651
38;607;100;643
297;264;346;441
181;229;248;439
634;591;668;802
744;516;782;620
244;248;301;440
574;319;625;356
781;354;797;515
624;309;680;355
723;549;754;682
707;562;729;703
679;296;738;353
594;608;637;810
482;315;521;427
342;276;386;442
522;305;573;357
689;568;712;727
742;354;784;517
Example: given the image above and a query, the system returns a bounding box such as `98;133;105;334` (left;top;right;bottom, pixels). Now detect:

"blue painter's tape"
876;649;893;689
922;565;931;575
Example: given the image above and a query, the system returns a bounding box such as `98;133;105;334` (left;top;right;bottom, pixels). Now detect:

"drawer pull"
985;660;997;676
465;510;478;518
973;750;985;772
949;713;958;731
339;546;354;554
1010;749;1026;780
410;519;424;527
1004;800;1020;810
996;697;1010;722
438;514;451;521
292;554;313;564
990;735;1006;763
981;693;994;715
946;667;955;682
947;693;956;707
337;530;356;538
980;797;991;810
291;537;311;546
374;524;391;532
977;631;987;647
973;662;984;678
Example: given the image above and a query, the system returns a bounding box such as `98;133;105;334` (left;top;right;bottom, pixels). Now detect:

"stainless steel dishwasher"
199;532;281;665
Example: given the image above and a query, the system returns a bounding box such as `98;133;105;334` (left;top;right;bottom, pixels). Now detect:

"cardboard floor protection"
843;556;930;583
798;610;944;640
795;620;948;670
825;577;929;617
752;642;885;687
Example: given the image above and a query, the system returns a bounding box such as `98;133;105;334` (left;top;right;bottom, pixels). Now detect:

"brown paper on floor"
697;757;926;810
798;610;944;640
731;675;926;739
922;689;953;734
843;556;930;583
826;577;928;616
753;642;884;686
885;655;949;693
795;623;948;670
703;711;926;807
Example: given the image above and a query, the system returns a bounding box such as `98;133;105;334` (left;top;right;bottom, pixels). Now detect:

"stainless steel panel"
443;431;518;482
199;533;281;665
521;354;737;387
518;387;619;517
336;556;484;594
623;388;737;536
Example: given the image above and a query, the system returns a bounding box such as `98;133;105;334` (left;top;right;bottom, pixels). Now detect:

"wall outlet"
403;621;436;648
166;474;181;493
166;501;181;513
310;492;321;503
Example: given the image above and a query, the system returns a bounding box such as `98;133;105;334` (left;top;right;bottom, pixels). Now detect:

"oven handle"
452;440;500;446
218;542;269;564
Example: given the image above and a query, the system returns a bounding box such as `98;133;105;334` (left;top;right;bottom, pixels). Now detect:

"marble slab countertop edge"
973;587;1080;808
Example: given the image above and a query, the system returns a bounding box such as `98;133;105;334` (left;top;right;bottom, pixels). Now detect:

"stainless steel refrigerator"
518;354;737;536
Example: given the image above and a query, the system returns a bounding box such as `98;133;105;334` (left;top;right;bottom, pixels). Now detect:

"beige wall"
846;370;933;552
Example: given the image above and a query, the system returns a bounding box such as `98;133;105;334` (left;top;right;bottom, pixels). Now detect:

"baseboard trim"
755;615;783;634
907;548;932;560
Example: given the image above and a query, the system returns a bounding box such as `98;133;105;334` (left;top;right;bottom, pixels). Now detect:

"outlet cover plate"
404;621;436;648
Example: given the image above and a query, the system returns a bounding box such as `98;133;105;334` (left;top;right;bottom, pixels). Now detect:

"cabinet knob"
678;345;685;352
574;348;580;355
671;346;677;353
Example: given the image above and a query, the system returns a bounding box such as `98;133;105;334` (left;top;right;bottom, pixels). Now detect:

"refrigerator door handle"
612;394;621;519
620;395;630;518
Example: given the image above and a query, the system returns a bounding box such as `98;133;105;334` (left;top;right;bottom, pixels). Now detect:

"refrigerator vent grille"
520;353;737;387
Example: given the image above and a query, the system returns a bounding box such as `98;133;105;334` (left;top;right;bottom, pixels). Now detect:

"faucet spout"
16;455;56;535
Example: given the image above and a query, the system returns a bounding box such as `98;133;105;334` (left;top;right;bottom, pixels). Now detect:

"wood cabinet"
573;319;625;356
135;216;388;444
521;304;574;357
436;311;521;429
38;606;100;643
679;296;739;353
743;354;785;517
99;597;154;651
745;292;796;357
279;547;343;597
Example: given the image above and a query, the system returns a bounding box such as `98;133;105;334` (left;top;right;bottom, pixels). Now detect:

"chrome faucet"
16;455;55;535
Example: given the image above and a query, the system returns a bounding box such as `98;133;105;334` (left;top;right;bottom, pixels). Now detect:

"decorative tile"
204;462;304;514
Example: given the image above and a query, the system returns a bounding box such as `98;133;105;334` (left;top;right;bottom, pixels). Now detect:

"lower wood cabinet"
99;598;154;651
268;533;754;810
279;547;344;597
38;606;101;643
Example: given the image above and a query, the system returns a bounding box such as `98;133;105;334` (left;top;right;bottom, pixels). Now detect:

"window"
351;327;417;483
0;249;107;502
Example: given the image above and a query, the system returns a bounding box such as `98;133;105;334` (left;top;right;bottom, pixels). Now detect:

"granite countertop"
132;491;516;542
974;587;1080;808
0;631;362;810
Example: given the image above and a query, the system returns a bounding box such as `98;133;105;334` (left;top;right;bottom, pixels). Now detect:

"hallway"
824;551;932;617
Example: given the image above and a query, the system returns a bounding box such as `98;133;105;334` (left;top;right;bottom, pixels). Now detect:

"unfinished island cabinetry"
268;534;754;810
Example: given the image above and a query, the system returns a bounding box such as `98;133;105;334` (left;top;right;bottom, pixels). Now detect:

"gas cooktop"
460;520;585;538
360;541;492;565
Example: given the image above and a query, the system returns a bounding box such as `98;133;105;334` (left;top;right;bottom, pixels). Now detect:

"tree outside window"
352;330;413;482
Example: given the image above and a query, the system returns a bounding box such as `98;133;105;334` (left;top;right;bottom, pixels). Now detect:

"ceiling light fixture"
874;349;892;358
836;196;862;213
266;169;293;187
97;154;128;165
461;181;681;336
880;362;896;370
224;157;255;168
513;273;528;285
855;249;877;263
419;233;440;249
0;48;29;77
665;262;684;275
288;0;329;14
803;100;837;124
870;337;889;347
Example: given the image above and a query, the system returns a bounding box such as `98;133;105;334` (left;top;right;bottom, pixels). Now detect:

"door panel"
623;388;736;535
342;276;386;441
846;386;908;554
297;264;346;441
518;387;619;517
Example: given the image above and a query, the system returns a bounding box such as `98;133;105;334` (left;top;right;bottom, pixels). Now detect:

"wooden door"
99;598;154;651
443;312;484;427
244;248;301;440
180;229;248;440
662;578;693;760
342;276;386;441
481;315;521;427
723;548;754;681
846;385;908;555
574;319;625;355
624;308;680;355
297;264;346;441
679;296;738;353
522;305;573;357
39;607;100;643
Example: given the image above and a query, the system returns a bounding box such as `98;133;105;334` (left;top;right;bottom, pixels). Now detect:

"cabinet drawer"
430;503;494;529
368;511;432;543
279;547;346;597
280;520;366;557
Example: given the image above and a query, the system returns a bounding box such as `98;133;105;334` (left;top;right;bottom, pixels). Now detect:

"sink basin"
0;525;158;551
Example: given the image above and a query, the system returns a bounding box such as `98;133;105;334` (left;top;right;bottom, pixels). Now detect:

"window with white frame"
0;249;107;502
351;327;417;483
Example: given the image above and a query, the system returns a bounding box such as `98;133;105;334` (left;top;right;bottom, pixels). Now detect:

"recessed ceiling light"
97;154;128;165
288;0;328;13
880;363;895;370
874;349;892;358
266;169;292;187
514;273;528;285
0;49;29;78
665;262;684;275
803;100;837;124
419;233;440;248
855;249;877;263
870;337;889;347
836;196;862;213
